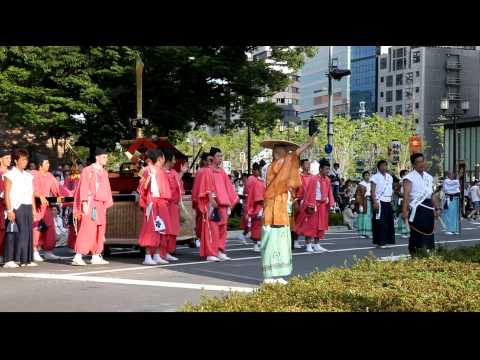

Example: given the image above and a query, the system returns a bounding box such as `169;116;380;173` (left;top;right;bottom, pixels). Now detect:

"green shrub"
182;253;480;312
434;244;480;263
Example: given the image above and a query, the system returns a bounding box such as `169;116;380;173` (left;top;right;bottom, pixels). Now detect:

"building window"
277;98;285;104
413;51;421;63
380;91;384;98
406;72;413;82
380;76;384;83
396;90;403;101
396;58;404;70
396;74;403;86
415;102;419;109
380;58;387;69
291;87;299;94
386;91;393;102
380;106;384;112
396;105;403;115
415;118;419;124
416;71;420;77
386;106;393;117
293;99;299;105
395;48;404;58
415;87;419;93
386;75;393;87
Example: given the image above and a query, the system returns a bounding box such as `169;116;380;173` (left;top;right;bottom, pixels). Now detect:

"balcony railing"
447;93;463;101
446;61;462;70
446;77;461;86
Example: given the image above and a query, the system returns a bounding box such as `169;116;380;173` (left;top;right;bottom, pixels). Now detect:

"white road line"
52;238;480;277
0;273;256;293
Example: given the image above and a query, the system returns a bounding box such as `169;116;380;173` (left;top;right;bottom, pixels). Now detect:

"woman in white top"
442;172;461;234
3;149;36;268
354;171;372;238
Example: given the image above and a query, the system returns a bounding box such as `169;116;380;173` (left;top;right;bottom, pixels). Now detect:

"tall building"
377;46;480;179
253;46;301;125
299;46;380;123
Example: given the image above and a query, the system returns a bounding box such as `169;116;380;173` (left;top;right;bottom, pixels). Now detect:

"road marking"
51;238;480;277
197;269;263;282
0;273;256;293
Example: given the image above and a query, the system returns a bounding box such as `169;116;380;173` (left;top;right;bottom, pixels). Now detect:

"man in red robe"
245;163;265;252
71;148;113;266
192;152;212;248
164;149;188;261
31;154;62;262
296;158;334;253
294;159;314;249
0;149;11;264
239;167;257;245
194;147;239;261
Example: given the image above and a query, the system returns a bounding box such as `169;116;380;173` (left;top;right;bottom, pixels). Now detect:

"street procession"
1;45;479;312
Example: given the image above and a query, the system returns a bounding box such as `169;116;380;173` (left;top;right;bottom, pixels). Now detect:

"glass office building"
299;46;380;122
350;46;380;118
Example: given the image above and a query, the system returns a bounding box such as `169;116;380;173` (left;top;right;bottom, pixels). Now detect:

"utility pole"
247;121;252;175
327;46;334;164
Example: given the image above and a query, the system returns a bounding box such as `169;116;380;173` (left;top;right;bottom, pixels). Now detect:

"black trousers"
4;204;33;264
408;199;435;255
372;201;395;246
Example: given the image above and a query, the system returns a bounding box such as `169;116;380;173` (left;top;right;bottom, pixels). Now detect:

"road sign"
389;140;401;164
324;144;333;154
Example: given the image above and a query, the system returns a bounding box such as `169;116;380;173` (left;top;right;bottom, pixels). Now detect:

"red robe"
245;176;265;241
73;165;113;255
137;167;172;256
192;166;210;239
295;173;314;229
165;168;184;253
296;174;334;239
32;170;61;251
0;169;6;256
195;166;239;257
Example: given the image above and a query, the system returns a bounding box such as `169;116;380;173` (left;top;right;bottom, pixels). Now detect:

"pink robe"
195;166;239;257
73;165;113;255
165;168;184;253
32;170;60;251
192;166;209;240
137;167;172;256
296;175;334;239
246;176;265;241
295;173;314;229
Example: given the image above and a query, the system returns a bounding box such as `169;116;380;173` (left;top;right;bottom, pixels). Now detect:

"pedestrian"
31;154;62;262
343;199;357;230
71;147;113;266
329;162;341;206
442;172;461;235
245;162;265;252
402;153;439;256
354;171;373;239
260;135;316;284
0;149;11;264
3;149;36;268
191;152;212;248
28;160;37;172
239;167;259;245
164;148;188;261
395;169;410;238
293;159;314;249
371;160;395;248
137;149;172;265
296;158;334;253
467;180;480;221
52;205;68;247
194;147;239;262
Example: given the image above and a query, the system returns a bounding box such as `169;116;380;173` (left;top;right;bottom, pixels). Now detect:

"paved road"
1;220;480;312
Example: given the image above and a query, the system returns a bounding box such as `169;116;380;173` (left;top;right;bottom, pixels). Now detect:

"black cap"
0;149;10;158
209;147;221;157
95;147;108;156
36;153;49;163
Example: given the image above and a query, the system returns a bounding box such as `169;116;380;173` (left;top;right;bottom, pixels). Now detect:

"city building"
377;46;480;179
298;46;380;123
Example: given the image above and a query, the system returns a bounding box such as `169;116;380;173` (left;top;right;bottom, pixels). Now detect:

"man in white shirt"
467;180;480;221
402;153;439;256
3;149;37;268
370;160;395;248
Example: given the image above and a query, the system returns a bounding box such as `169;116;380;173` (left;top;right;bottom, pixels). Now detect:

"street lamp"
440;97;469;175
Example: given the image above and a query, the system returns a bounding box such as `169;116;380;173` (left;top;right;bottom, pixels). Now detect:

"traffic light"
330;68;351;81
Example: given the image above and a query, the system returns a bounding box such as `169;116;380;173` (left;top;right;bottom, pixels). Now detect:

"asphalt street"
1;219;480;312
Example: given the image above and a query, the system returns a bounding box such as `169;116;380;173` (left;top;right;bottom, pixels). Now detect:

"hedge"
182;247;480;312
